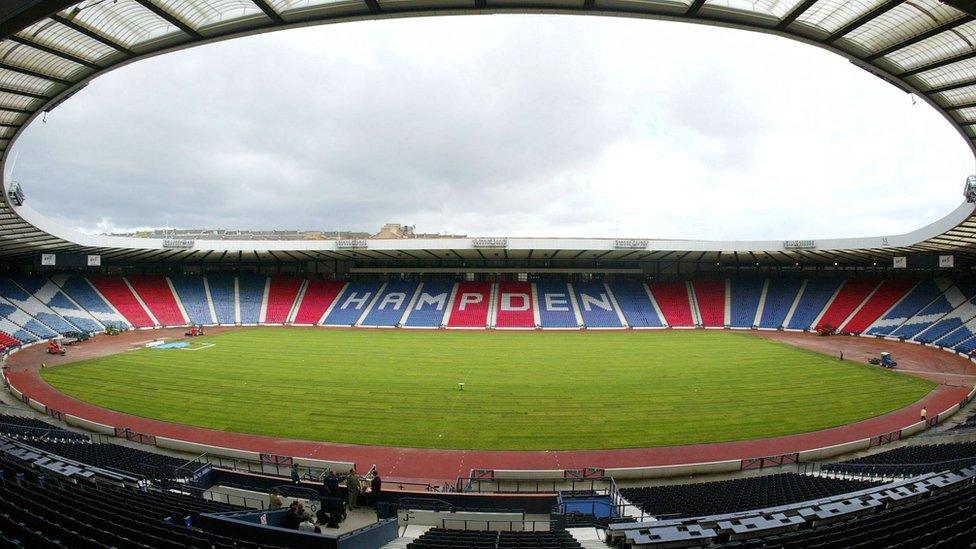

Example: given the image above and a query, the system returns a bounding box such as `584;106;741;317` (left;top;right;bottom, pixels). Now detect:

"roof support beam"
928;76;976;94
945;101;976;111
363;0;381;13
826;0;904;43
131;0;203;40
686;0;707;16
866;17;974;61
0;106;30;115
0;61;71;86
0;85;49;101
248;0;285;24
901;49;976;78
7;35;102;71
776;0;819;30
50;14;134;56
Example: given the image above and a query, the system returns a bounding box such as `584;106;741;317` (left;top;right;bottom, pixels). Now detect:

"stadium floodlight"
965;176;976;203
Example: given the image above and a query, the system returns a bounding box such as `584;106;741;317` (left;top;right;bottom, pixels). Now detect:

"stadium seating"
407;528;583;549
914;293;976;344
361;280;419;326
822;442;976;477
88;275;155;328
757;278;803;329
536;281;580;328
168;275;214;325
786;278;843;330
403;280;454;327
571;282;622;328
323;280;382;325
619;473;877;518
447;282;492;327
12;276;103;333
0;298;57;340
729;278;763;328
290;280;345;325
127;275;187;327
263;276;302;324
609;282;664;328
891;282;976;339
839;279;916;335
53;275;130;329
0;277;79;335
206;274;238;324
867;278;951;336
0;414;89;442
494;281;535;328
648;281;693;327
692;279;725;327
17;439;194;479
237;275;267;324
814;278;878;332
0;331;22;350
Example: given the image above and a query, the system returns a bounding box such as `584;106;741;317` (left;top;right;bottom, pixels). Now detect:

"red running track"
4;328;974;483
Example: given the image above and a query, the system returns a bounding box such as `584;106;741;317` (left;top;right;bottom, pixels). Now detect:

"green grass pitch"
40;328;935;450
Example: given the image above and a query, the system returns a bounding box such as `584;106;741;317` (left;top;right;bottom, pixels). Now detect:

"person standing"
921;406;928;423
346;469;360;510
290;463;300;485
268;489;283;510
370;472;382;507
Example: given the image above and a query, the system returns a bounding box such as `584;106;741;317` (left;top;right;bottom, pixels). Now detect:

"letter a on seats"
379;293;406;310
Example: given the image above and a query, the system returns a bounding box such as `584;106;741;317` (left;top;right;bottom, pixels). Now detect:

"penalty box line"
181;343;216;351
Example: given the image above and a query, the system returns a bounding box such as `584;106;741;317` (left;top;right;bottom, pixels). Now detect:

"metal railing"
459;477;606;494
440;518;555;532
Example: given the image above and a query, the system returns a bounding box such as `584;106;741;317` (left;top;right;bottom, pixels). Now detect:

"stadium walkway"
3;328;973;483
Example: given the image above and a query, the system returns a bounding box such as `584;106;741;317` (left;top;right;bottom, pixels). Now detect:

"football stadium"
3;1;976;548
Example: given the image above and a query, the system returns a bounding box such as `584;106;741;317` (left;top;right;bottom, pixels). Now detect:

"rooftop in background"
104;224;467;241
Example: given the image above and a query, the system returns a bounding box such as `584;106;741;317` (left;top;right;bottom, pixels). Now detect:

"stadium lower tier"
5;275;976;354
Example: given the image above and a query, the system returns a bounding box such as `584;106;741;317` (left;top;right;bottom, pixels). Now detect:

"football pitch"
41;329;935;450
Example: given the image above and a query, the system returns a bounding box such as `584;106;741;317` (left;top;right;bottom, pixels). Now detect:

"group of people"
270;464;384;532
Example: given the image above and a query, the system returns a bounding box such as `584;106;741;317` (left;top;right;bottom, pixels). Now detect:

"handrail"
440;518;555;531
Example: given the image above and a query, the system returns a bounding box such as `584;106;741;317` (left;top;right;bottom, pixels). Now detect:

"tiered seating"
168;275;213;325
648;281;693;327
0;451;276;548
53;275;130;329
610;282;663;328
692;279;725;327
750;480;976;549
13;277;103;333
915;294;976;344
323;280;382;325
729;278;763;328
263;276;302;324
536;281;579;328
867;278;951;336
237;275;267;324
19;439;194;479
571;282;621;328
892;282;976;339
0;331;22;350
127;275;186;327
822;442;976;477
447;282;492;327
206;274;237;324
814;278;877;332
840;279;916;335
758;278;802;329
786;278;843;330
361;280;418;326
291;280;346;325
619;473;877;518
0;277;78;335
408;528;582;549
88;275;154;328
403;280;454;327
0;298;57;340
0;414;88;442
494;281;535;328
931;315;976;350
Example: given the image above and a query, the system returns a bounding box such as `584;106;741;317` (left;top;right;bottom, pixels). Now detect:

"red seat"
127;275;186;327
264;276;302;323
447;282;491;327
494;282;535;328
816;279;879;333
88;276;155;328
839;279;916;334
649;282;694;327
292;281;346;324
692;280;725;327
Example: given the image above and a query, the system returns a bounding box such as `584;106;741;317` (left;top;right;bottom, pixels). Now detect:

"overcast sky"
6;14;974;240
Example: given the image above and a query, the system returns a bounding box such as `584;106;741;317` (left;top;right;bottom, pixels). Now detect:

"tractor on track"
46;339;66;356
185;325;205;337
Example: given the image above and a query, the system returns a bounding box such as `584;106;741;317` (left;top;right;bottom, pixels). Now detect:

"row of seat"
407;528;583;549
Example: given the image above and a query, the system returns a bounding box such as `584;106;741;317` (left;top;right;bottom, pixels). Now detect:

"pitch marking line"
181;343;216;351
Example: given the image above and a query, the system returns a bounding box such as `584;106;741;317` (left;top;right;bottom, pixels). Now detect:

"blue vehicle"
869;352;897;368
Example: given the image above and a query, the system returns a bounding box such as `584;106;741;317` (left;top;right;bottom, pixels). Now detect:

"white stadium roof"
3;0;976;265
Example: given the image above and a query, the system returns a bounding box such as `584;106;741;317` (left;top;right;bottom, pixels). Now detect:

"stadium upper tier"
4;0;976;263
